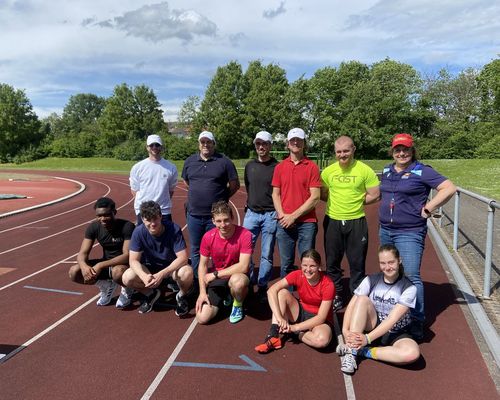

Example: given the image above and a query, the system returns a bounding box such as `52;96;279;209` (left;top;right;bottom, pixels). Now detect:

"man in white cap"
272;128;321;278
182;131;240;276
129;134;178;225
243;131;278;302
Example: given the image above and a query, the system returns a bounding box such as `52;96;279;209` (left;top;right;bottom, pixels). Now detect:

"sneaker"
255;335;283;354
410;319;425;341
175;291;189;317
138;289;161;314
340;353;358;374
336;343;353;356
95;280;118;306
229;305;244;323
257;286;268;304
333;296;344;312
116;287;135;309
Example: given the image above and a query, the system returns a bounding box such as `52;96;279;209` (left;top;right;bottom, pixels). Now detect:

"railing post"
483;203;495;299
453;192;460;251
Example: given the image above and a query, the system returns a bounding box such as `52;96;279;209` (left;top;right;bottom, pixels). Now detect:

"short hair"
94;197;116;210
211;200;233;219
300;249;322;265
140;200;162;220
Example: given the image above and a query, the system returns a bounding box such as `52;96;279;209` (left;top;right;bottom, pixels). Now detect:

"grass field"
1;157;498;200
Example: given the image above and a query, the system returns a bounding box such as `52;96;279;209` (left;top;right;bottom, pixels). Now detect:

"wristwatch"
213;270;219;279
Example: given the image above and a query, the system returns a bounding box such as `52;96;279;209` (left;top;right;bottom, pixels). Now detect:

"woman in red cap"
378;133;456;340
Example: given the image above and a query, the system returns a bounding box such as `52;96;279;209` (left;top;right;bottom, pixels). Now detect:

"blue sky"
1;0;499;121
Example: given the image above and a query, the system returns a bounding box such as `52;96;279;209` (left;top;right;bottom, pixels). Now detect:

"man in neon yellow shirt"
321;136;380;311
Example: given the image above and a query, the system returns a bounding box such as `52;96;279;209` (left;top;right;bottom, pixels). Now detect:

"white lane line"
23;285;83;295
0;177;85;219
333;313;356;400
0;192;135;255
141;319;198;400
0;254;78;291
0;176;134;234
0;294;99;364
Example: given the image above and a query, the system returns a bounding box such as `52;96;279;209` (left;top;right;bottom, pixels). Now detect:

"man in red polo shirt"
272;128;321;278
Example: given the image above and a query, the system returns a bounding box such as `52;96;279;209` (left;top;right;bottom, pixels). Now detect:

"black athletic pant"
323;216;368;298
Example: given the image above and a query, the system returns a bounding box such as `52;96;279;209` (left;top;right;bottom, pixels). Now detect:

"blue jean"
276;222;317;278
187;213;215;277
243;209;277;288
379;226;427;322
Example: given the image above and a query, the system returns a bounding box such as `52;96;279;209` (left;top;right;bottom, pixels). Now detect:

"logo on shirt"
333;176;357;183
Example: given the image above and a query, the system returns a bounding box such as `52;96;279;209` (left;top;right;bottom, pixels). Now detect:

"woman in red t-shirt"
255;249;335;353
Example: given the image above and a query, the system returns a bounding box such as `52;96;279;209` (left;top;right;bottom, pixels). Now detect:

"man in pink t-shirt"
195;201;253;324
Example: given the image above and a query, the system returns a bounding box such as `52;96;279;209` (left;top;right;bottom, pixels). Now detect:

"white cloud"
95;2;217;42
0;0;498;121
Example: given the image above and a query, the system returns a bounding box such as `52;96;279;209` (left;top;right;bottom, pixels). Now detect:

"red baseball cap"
391;133;413;148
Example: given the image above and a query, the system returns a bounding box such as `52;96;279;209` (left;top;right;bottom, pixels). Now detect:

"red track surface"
0;170;497;400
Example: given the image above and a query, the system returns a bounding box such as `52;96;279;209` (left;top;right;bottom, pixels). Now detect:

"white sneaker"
340;353;358;374
95;280;118;306
116;287;135;309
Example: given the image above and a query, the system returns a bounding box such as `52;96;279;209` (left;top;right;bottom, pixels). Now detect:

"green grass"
1;157;499;200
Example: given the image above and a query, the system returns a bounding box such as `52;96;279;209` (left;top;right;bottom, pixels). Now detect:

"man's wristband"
213;270;219;279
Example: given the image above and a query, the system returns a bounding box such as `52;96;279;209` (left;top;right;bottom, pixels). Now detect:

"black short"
375;330;413;346
207;278;230;308
293;301;334;330
87;259;113;280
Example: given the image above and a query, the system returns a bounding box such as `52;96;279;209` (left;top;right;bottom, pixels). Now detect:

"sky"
1;0;499;121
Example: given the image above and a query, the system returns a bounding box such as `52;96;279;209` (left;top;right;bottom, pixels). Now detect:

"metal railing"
434;187;499;299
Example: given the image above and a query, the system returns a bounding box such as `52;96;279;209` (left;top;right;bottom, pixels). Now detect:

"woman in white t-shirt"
337;244;421;374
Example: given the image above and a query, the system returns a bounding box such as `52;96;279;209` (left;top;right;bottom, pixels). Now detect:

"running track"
0;170;498;400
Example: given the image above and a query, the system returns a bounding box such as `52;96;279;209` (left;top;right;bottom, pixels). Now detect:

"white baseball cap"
198;131;216;144
253;131;273;144
146;134;163;146
287;128;306;141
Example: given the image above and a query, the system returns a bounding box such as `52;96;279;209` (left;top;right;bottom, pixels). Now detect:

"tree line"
1;57;499;163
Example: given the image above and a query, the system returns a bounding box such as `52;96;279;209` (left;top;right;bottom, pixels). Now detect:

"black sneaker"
175;291;189;317
410;319;425;341
257;286;268;304
333;296;344;312
138;289;161;314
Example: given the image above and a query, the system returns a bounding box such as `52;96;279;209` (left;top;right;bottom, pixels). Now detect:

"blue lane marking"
23;285;83;295
173;354;266;372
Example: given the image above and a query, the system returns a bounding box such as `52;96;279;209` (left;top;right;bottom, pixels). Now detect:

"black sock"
269;324;279;338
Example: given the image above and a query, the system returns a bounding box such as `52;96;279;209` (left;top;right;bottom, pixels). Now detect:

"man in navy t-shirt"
122;201;194;316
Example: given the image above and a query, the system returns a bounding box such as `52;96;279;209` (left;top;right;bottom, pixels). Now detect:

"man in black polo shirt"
182;131;240;276
243;131;278;302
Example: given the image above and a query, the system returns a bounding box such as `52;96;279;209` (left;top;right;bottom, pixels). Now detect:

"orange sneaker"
254;336;282;354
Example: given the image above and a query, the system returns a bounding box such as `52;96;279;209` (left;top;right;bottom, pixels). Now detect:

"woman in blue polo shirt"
378;133;456;340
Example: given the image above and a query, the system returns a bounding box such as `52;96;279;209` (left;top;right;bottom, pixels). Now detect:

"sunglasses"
149;143;161;148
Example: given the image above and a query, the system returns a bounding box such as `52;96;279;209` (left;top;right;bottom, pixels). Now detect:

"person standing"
182;131;240;276
379;133;456;340
129;134;178;225
243;131;278;302
272;128;321;278
321;136;380;311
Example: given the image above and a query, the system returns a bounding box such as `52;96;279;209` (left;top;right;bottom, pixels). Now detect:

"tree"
241;61;290;142
60;93;106;135
0;83;42;162
195;61;247;157
98;83;166;155
178;95;200;132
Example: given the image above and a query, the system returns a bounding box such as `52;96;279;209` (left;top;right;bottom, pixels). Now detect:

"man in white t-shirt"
129;134;178;225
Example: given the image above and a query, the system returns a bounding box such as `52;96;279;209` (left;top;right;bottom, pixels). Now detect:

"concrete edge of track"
428;220;500;369
0;176;85;219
